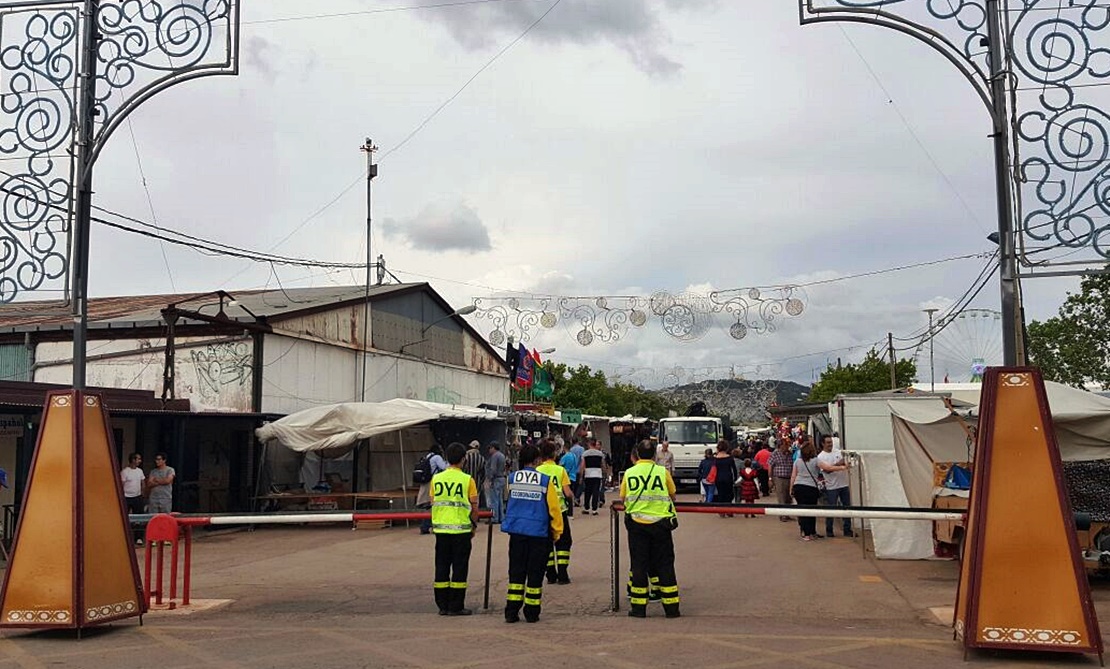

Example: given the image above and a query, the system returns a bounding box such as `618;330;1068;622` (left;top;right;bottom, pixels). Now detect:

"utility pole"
985;0;1023;366
924;308;939;392
359;138;378;402
888;332;896;390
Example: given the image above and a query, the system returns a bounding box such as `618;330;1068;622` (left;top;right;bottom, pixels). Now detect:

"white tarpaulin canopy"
881;380;1110;559
256;400;501;452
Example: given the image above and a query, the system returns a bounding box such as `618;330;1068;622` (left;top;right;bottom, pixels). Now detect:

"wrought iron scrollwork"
0;8;79;301
472;286;807;347
0;1;240;303
90;0;239;165
1012;1;1110;260
802;0;1110;265
709;286;807;341
801;0;992;110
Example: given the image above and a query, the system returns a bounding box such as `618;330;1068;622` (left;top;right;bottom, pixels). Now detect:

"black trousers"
757;469;770;496
583;478;602;512
793;484;820;537
626;517;679;616
546;512;572;582
433;532;473;612
506;534;550;621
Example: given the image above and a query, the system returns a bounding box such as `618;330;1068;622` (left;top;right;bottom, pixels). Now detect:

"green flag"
533;367;554;399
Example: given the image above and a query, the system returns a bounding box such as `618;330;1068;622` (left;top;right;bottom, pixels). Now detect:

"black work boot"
448;588;472;616
504;605;521;623
434;586;449;615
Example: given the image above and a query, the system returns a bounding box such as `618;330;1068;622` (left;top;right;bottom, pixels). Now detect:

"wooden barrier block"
954;368;1102;661
0;392;145;629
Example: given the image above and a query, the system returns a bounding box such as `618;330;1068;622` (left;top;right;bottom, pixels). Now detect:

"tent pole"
859;456;867;561
252;442;269;516
399;430;410;527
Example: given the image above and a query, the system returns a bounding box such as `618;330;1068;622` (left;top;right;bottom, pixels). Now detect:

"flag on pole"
514;343;533;388
506;340;520;380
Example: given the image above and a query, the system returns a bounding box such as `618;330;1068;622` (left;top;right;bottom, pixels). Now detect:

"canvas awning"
877;380;1110;559
256;400;501;452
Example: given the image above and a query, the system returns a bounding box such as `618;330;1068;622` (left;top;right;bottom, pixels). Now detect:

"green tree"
1027;271;1110;389
807;348;916;403
511;362;677;419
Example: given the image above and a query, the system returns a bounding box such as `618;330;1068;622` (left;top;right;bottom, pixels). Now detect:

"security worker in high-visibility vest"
536;439;574;584
430;442;479;615
502;443;564;623
621;439;680;619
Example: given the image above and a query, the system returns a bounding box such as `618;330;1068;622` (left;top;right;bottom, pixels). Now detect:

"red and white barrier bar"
609;502;966;522
174;511;464;527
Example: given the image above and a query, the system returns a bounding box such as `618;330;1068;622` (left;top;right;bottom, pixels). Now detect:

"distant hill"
650;379;811;424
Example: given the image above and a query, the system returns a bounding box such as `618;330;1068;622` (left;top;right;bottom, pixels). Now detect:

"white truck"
658;416;724;486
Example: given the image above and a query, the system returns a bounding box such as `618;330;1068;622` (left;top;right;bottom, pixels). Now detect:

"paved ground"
0;495;1106;668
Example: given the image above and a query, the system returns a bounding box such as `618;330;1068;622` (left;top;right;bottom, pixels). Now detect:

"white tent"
255;399;502;452
881;381;1110;559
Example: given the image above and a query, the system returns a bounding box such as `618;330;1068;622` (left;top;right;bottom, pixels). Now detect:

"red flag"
532;348;542;366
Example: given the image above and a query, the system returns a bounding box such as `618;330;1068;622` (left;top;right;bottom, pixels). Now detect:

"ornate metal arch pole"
0;0;241;389
799;0;1023;365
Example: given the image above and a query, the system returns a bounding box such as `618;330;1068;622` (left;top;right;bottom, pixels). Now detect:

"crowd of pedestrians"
695;427;855;542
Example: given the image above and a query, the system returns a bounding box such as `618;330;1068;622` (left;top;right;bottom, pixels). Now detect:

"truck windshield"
661;421;719;444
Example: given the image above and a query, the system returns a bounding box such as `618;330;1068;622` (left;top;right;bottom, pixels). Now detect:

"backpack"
413;453;434;485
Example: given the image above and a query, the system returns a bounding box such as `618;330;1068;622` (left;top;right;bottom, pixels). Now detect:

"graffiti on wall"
190;342;252;403
427;386;462;405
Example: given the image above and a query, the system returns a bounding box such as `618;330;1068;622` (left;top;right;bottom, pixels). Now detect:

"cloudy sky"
38;0;1103;387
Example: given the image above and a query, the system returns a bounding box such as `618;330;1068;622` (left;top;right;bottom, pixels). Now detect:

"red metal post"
169;538;179;609
154;543;164;605
182;526;192;606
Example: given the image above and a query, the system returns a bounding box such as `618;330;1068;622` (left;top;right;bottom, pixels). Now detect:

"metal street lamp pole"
985;0;1022;367
924;308;939;392
70;0;100;391
359;138;378;401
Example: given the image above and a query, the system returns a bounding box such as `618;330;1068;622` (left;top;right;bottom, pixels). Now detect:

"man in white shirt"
655;440;675;474
120;452;145;515
581;442;607;515
816;435;853;537
120;452;145;545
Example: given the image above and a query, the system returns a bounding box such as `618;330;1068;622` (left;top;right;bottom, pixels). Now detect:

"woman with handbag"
789;441;823;541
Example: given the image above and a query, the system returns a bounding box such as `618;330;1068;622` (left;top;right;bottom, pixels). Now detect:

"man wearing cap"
462;440;486;505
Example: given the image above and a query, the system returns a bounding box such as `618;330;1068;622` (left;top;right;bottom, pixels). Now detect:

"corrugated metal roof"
0;283;423;332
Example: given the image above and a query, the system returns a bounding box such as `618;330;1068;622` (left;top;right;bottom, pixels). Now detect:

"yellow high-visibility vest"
623;461;672;524
431;467;473;534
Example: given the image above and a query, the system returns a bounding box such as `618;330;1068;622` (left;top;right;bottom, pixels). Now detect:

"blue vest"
501;468;552;538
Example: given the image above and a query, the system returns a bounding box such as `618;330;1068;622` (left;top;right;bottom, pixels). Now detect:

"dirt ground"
0;496;1105;668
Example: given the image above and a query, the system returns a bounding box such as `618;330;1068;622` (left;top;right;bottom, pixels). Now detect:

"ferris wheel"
925;309;1004;383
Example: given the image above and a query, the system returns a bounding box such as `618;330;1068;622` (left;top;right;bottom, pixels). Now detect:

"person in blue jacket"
502;443;564;623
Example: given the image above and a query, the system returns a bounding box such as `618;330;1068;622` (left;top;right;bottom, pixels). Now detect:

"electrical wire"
378;0;564;161
243;0;540;26
837;24;987;235
126;119;176;292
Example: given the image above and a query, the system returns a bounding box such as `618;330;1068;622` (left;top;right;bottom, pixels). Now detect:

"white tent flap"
859;451;937;560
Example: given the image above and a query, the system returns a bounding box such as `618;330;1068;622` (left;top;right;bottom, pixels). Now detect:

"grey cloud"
422;0;689;75
382;200;493;252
